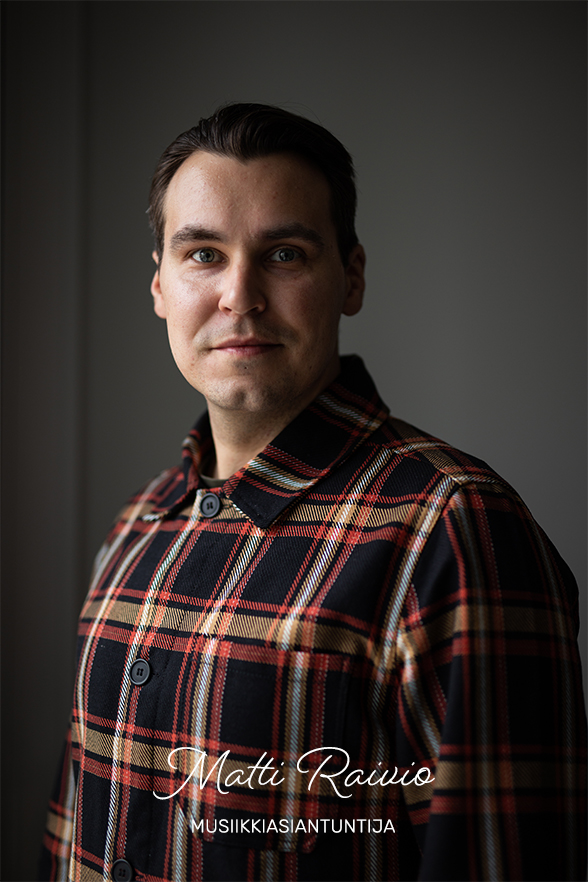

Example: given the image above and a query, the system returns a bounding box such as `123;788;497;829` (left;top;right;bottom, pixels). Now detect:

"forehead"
162;151;334;240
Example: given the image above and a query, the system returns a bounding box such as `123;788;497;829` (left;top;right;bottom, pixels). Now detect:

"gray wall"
3;3;585;880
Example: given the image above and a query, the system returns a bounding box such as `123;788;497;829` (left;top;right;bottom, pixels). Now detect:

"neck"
207;407;291;479
207;356;341;479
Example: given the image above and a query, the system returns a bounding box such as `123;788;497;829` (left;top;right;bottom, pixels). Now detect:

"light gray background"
2;3;586;880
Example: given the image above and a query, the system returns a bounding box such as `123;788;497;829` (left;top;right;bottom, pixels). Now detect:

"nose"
217;256;266;316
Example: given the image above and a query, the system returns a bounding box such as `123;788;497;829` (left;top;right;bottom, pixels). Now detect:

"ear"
342;244;366;316
151;250;167;319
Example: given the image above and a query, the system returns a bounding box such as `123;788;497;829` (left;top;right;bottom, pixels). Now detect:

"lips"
213;337;281;355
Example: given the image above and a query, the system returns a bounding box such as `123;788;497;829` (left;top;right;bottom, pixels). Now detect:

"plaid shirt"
41;356;586;882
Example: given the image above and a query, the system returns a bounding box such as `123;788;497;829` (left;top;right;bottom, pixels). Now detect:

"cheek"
162;282;214;334
296;292;345;340
279;278;344;326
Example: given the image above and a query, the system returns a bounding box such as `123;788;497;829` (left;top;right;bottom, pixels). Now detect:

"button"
200;492;221;518
111;859;134;881
129;659;151;686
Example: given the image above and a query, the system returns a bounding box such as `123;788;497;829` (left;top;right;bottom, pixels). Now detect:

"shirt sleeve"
39;725;76;881
395;481;587;881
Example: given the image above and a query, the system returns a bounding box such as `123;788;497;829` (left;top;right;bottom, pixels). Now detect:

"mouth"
212;338;281;356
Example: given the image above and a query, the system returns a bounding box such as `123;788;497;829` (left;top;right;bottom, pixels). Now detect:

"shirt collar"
172;355;389;528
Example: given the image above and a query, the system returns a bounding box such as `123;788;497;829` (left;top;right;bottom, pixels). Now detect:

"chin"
207;379;298;414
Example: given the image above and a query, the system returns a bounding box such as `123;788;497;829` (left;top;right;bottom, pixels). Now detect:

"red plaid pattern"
41;356;586;881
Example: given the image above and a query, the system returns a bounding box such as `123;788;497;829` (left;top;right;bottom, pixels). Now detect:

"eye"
191;248;217;264
269;247;299;263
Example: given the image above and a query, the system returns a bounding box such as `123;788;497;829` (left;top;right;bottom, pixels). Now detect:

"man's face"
151;151;365;421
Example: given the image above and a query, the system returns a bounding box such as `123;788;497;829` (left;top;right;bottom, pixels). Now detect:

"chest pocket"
165;642;351;853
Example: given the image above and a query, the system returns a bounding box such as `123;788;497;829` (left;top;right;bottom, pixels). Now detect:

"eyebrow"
168;223;325;253
169;227;224;252
262;224;325;251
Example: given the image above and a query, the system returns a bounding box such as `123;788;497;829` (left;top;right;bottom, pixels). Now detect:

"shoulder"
358;413;562;578
369;421;581;640
117;465;186;524
363;412;518;504
87;464;185;590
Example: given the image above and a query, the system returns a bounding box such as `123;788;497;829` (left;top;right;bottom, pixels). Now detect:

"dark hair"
148;103;358;264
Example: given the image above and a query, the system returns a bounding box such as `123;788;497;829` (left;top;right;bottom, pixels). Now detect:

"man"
41;103;586;882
